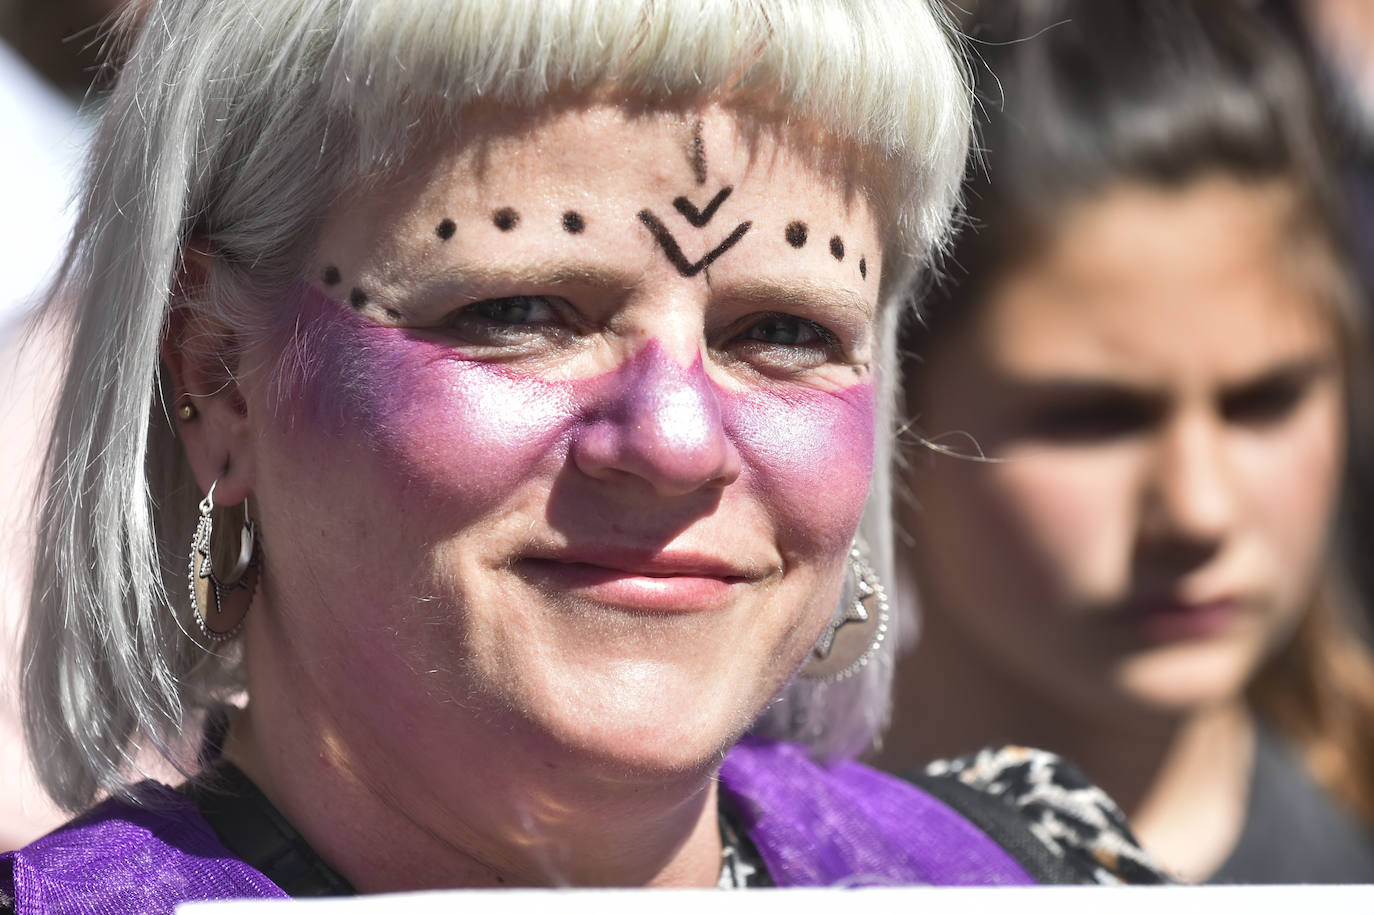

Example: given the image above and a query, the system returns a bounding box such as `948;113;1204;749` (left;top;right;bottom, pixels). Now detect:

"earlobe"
160;246;256;505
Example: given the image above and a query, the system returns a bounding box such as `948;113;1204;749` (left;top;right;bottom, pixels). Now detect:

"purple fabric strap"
719;737;1035;886
1;738;1031;909
0;783;286;913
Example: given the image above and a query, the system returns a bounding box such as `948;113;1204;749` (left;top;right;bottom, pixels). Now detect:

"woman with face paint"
882;0;1374;884
0;0;1169;908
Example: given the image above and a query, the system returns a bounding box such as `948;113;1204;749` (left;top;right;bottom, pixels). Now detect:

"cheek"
922;451;1139;610
725;382;875;555
276;302;573;515
1238;396;1344;595
998;452;1145;605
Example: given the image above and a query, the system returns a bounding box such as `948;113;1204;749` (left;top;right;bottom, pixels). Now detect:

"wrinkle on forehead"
345;99;891;235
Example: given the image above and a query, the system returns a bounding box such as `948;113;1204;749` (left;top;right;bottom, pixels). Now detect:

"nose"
572;343;742;496
1141;413;1236;550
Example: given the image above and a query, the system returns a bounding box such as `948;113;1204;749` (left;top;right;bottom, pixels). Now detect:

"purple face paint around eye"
276;286;875;555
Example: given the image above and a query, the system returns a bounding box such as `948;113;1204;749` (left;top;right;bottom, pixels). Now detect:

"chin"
503;658;767;782
1113;641;1260;712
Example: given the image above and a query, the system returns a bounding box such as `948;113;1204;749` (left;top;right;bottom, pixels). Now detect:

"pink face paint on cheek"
723;381;876;551
276;288;576;513
274;289;872;549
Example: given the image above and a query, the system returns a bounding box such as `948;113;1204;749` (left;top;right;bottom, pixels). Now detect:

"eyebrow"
1000;355;1337;403
405;261;639;299
1217;356;1335;399
722;278;875;318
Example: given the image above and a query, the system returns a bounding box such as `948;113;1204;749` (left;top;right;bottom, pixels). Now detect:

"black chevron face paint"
321;117;874;300
638;210;752;278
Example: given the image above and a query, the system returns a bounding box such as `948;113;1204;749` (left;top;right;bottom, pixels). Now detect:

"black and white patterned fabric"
921;746;1170;885
717;809;772;888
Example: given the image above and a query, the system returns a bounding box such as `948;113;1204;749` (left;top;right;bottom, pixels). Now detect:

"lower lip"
515;559;739;613
1128;600;1239;643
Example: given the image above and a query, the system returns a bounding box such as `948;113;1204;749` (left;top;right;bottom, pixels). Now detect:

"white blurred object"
0;318;68;850
0;36;91;848
0;37;91;330
176;885;1374;914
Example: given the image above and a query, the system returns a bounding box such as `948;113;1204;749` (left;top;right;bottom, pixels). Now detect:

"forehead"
978;177;1336;380
314;103;882;304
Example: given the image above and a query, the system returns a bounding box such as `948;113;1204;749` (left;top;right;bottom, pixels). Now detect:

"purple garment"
719;737;1033;886
1;738;1031;911
1;783;287;913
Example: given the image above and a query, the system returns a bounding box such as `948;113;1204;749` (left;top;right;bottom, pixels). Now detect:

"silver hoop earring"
800;544;890;682
188;479;259;642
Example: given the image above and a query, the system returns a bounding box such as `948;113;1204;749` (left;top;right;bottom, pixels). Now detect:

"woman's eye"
467;295;558;326
1027;397;1157;443
738;314;837;348
437;295;571;346
1222;378;1306;426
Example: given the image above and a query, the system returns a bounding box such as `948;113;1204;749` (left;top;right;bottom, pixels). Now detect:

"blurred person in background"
881;0;1374;883
0;0;136;851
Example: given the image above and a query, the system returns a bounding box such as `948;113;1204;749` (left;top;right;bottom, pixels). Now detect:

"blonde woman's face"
235;104;883;786
906;177;1344;715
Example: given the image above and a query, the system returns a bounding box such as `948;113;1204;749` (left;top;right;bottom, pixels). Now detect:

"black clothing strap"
181;763;355;897
908;771;1083;884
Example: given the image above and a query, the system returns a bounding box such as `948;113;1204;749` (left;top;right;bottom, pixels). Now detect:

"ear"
160;246;256;506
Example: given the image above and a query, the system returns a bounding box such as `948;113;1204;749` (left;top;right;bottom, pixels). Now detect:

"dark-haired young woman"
883;0;1374;883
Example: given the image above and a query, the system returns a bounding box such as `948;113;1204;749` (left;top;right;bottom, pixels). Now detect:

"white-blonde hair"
26;0;970;810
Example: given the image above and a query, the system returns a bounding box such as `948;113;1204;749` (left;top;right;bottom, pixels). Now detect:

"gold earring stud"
177;399;198;422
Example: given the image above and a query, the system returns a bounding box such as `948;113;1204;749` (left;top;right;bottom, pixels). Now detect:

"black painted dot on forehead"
436;218;456;240
562;211;585;234
322;265;341;286
859;257;868;280
829;236;845;261
493;208;520;231
784;222;808;249
349;288;368;310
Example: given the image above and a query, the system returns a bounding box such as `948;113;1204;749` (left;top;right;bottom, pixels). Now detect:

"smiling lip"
514;549;759;613
1125;597;1240;643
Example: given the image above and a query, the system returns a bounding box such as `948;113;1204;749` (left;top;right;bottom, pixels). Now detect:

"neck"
877;607;1254;882
222;620;724;891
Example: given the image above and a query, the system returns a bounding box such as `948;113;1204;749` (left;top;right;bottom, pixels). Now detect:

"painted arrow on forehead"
638;209;752;278
673;187;732;227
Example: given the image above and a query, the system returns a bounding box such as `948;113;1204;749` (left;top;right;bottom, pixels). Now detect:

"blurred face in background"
905;176;1345;718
